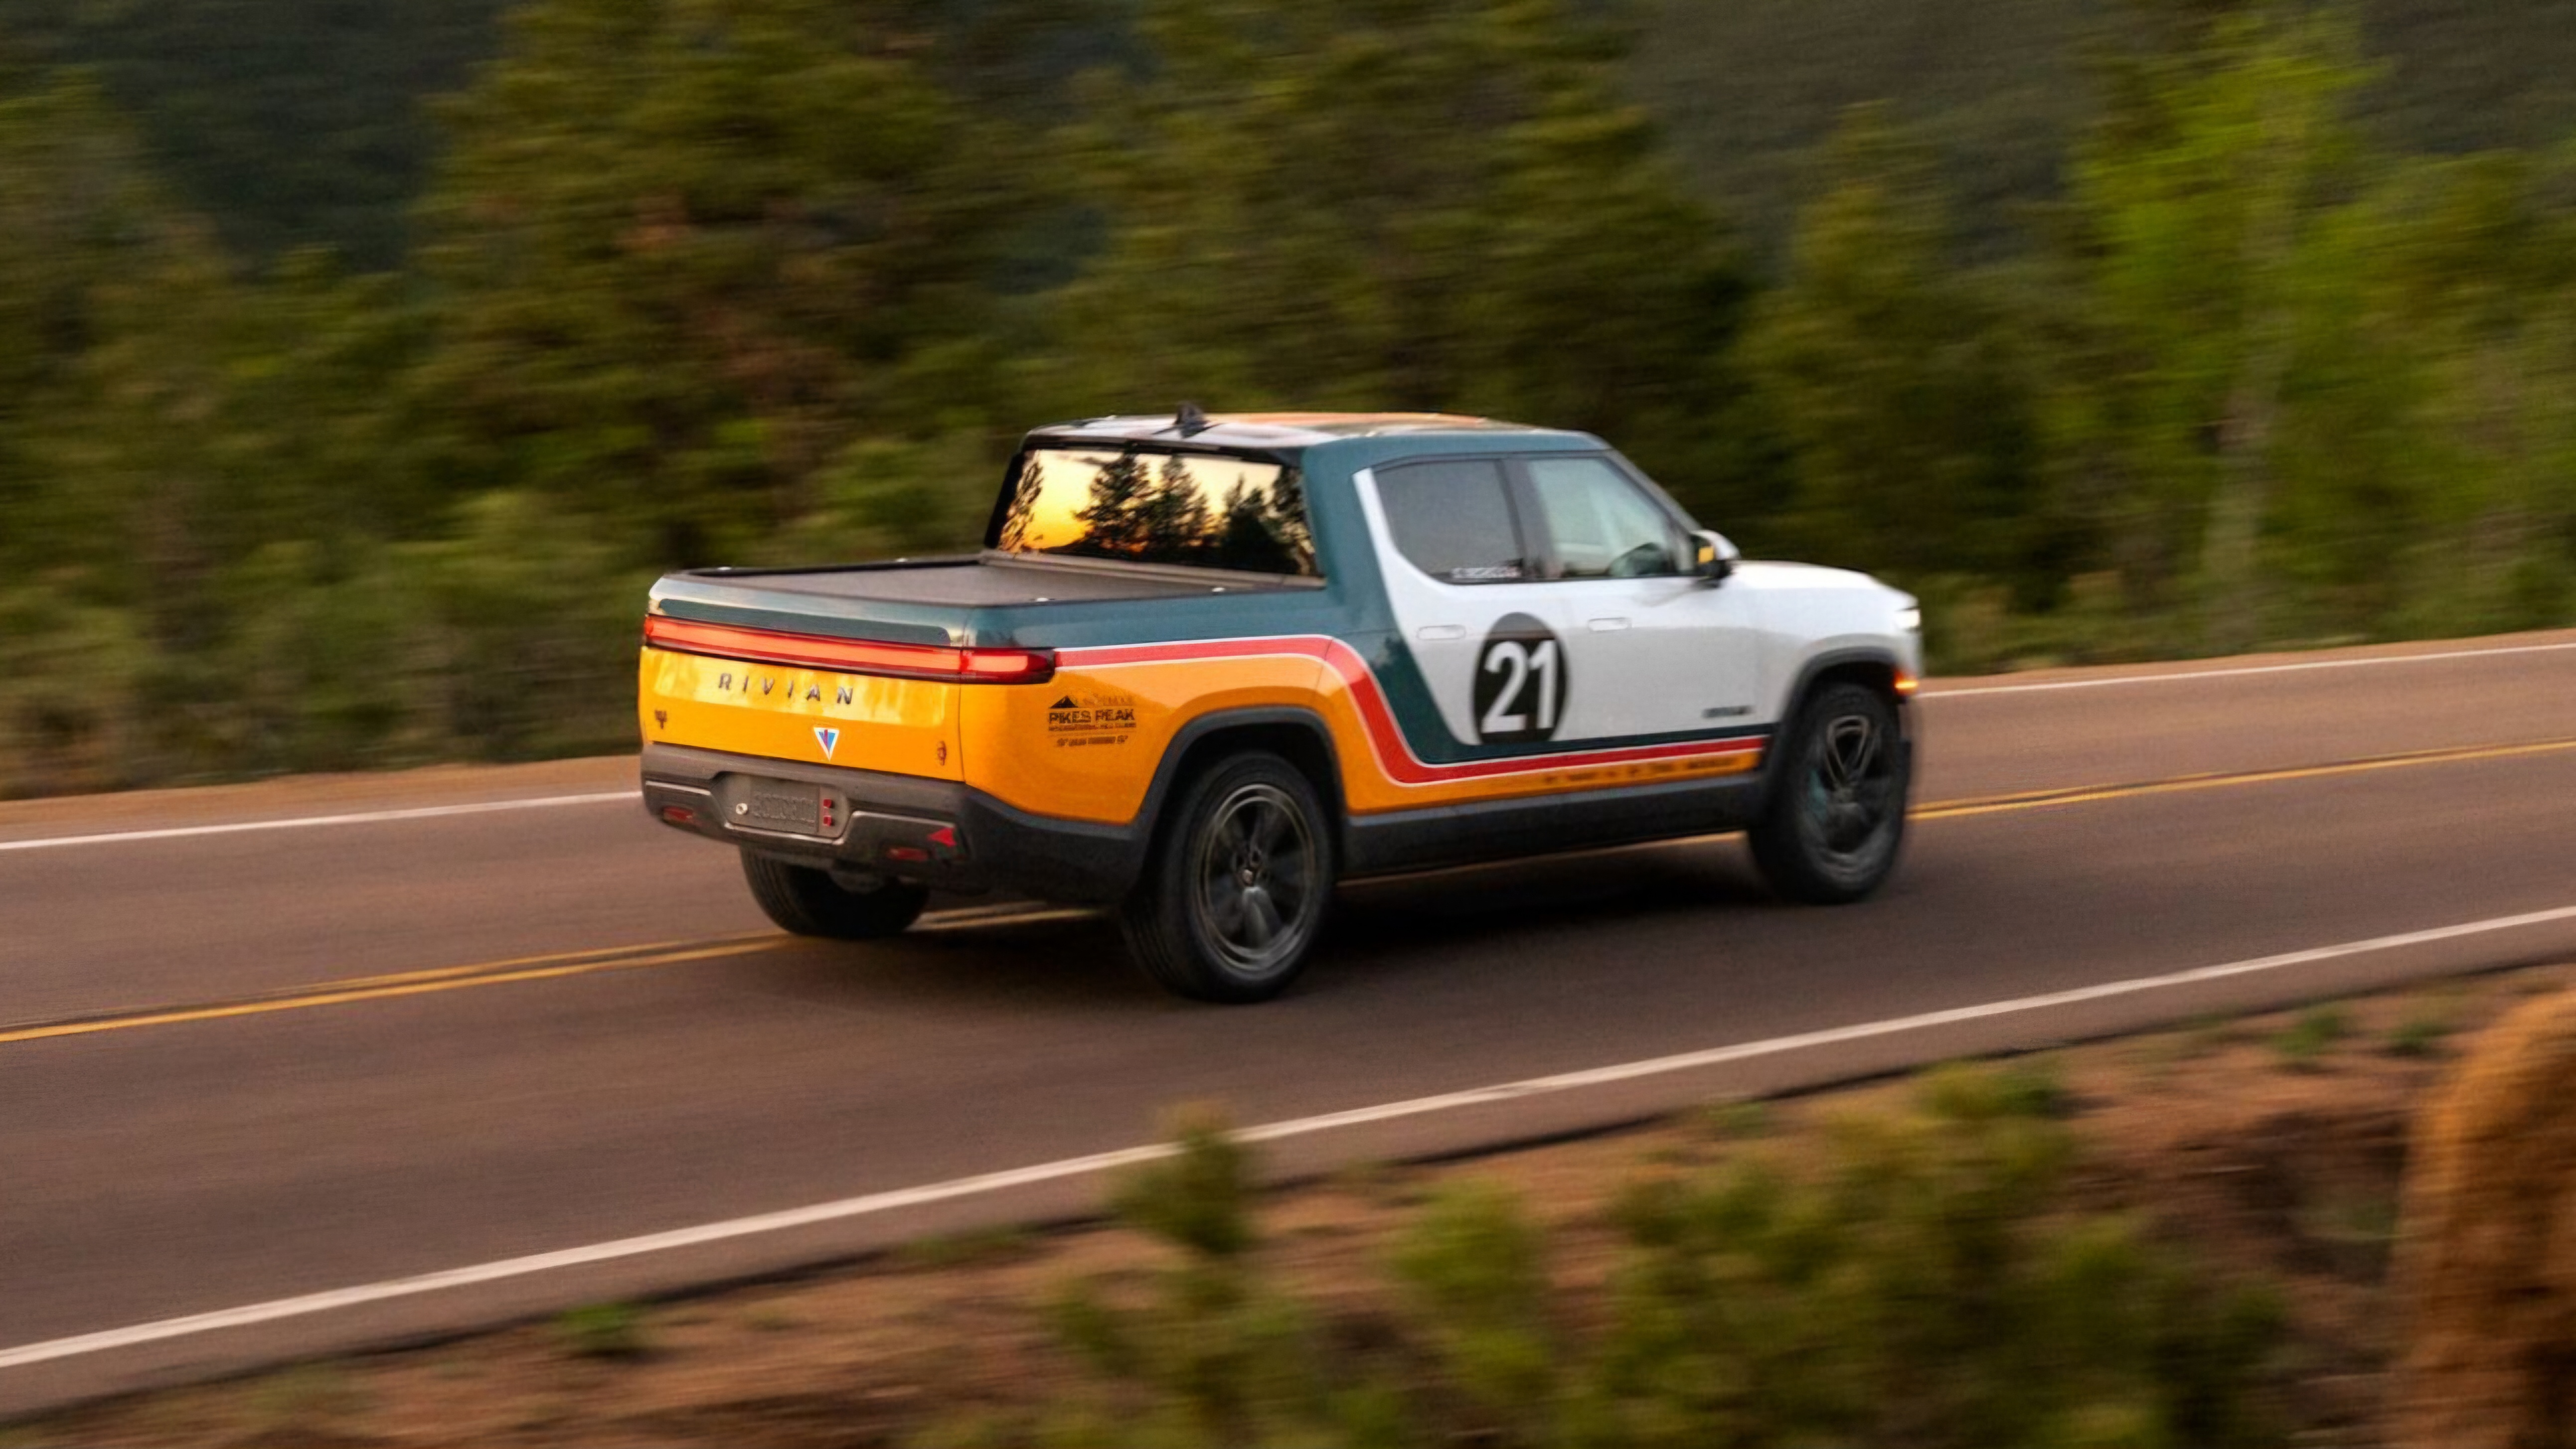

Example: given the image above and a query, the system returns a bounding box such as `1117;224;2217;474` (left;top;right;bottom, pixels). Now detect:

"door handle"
1587;617;1631;632
1416;624;1466;642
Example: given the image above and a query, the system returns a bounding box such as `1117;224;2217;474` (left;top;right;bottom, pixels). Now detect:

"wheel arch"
1778;648;1909;723
1769;647;1914;804
1134;707;1349;864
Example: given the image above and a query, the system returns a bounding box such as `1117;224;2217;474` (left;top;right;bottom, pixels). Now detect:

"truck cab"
640;411;1922;1001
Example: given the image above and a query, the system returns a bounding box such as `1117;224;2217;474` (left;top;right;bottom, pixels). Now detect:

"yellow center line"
1350;733;2576;885
322;932;782;991
1914;736;2576;821
0;941;787;1047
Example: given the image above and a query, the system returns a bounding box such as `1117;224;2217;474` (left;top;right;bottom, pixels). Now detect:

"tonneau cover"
678;558;1304;610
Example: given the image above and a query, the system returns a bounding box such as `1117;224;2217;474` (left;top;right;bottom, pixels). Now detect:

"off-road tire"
1121;752;1334;1003
1746;681;1910;904
742;852;931;939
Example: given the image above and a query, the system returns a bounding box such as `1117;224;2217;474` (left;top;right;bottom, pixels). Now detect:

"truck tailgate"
640;622;966;783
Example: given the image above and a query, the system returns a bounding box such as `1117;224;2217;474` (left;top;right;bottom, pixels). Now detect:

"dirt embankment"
2391;989;2576;1447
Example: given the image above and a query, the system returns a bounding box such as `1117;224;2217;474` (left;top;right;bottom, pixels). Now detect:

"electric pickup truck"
639;410;1922;1002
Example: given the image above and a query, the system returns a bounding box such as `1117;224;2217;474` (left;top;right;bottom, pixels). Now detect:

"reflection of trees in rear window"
994;448;1318;576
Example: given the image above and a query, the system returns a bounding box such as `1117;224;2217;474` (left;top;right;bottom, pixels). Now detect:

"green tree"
1742;108;2045;590
2044;5;2372;648
0;0;512;263
415;0;1024;566
2340;151;2576;636
1036;0;1759;516
0;74;234;789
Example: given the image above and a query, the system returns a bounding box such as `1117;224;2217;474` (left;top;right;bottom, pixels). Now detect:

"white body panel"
1725;561;1926;720
1353;469;1901;750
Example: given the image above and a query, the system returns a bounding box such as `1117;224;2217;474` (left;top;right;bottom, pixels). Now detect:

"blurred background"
1;0;2572;798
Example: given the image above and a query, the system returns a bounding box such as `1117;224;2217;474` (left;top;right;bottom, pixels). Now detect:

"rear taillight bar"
644;615;1056;685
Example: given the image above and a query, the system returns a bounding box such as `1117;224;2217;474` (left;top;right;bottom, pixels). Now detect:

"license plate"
726;777;833;838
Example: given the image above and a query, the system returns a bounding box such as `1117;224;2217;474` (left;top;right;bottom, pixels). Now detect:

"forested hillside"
2;0;2575;796
1638;0;2576;255
0;0;511;264
7;0;2575;263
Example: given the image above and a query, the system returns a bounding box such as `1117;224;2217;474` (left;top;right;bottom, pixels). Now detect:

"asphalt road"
5;629;2576;1411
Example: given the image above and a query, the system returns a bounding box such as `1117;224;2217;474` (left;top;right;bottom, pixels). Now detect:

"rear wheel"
742;852;930;939
1121;752;1333;1003
1747;681;1909;904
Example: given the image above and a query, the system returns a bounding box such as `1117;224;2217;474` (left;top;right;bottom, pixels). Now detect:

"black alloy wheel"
1746;681;1909;904
1122;752;1332;1003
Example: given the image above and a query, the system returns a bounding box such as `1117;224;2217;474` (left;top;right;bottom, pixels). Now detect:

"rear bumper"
640;742;1146;904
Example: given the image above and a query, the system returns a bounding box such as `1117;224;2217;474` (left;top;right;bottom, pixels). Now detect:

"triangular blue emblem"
814;726;841;759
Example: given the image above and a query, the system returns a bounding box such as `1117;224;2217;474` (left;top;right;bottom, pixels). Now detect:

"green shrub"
1025;1113;1372;1449
933;1070;2287;1449
552;1302;650;1361
2272;1008;2353;1069
2384;1013;2454;1058
1390;1182;1559;1440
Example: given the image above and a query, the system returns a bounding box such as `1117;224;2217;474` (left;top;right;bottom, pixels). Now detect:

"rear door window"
1375;459;1528;584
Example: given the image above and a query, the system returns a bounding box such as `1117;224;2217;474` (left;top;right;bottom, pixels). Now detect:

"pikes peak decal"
1048;689;1137;749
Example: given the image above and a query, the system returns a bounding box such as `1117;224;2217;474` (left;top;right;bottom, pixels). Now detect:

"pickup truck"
639;410;1921;1002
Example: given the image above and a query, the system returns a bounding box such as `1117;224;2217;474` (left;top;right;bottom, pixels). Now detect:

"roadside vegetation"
29;966;2563;1449
5;0;2576;796
964;1087;2287;1449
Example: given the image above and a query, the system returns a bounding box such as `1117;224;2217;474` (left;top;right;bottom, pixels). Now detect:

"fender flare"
1768;646;1914;802
1131;704;1350;852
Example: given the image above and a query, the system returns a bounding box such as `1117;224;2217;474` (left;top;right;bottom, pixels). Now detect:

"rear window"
991;446;1318;577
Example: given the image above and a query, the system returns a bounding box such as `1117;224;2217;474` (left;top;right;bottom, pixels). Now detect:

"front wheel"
1746;681;1910;904
1121;752;1334;1003
742;852;930;939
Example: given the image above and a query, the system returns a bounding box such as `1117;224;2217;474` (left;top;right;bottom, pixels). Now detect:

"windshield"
990;446;1318;577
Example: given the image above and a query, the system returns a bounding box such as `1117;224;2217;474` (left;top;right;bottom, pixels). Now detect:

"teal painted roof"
1028;411;1581;452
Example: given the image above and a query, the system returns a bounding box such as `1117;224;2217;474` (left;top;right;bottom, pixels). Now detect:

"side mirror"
1692;529;1740;583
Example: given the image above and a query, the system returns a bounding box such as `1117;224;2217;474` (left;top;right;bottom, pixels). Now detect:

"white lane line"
1926;638;2576;698
0;792;638;854
7;899;2574;1375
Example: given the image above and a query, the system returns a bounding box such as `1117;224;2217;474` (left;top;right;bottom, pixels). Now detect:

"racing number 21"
1470;611;1569;745
1479;637;1559;736
1483;641;1556;736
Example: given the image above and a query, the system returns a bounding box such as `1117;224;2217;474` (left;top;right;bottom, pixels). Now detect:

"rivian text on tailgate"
638;410;1922;1003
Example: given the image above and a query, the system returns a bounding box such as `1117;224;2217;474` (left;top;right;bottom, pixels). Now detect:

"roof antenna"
1174;401;1212;437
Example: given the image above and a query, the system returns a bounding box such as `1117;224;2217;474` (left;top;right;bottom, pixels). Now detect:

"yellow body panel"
639;648;964;782
959;655;1327;824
